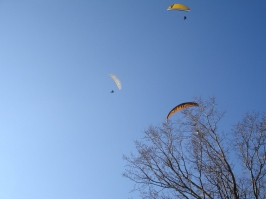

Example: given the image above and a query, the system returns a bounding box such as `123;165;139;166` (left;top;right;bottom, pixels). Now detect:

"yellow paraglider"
167;4;190;11
166;102;198;120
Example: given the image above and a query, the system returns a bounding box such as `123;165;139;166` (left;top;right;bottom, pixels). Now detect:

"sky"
0;0;266;199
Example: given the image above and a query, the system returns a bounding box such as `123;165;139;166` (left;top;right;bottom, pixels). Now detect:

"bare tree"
123;97;266;199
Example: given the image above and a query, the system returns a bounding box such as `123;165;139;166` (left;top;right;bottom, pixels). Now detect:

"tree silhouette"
123;98;266;199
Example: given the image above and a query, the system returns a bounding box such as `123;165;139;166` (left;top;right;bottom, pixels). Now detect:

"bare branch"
123;97;266;199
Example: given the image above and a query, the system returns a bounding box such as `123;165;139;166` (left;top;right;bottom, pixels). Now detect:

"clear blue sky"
0;1;265;199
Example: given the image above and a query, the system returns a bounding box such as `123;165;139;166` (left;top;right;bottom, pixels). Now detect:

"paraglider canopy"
109;74;122;90
167;4;190;11
166;102;198;120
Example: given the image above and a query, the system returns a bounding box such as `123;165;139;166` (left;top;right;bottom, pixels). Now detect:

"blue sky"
0;1;266;199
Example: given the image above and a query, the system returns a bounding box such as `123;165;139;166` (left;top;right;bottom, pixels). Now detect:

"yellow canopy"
167;4;190;11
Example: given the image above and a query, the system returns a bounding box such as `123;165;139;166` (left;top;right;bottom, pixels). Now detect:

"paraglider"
109;74;122;92
167;4;190;11
166;102;198;120
167;4;190;20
